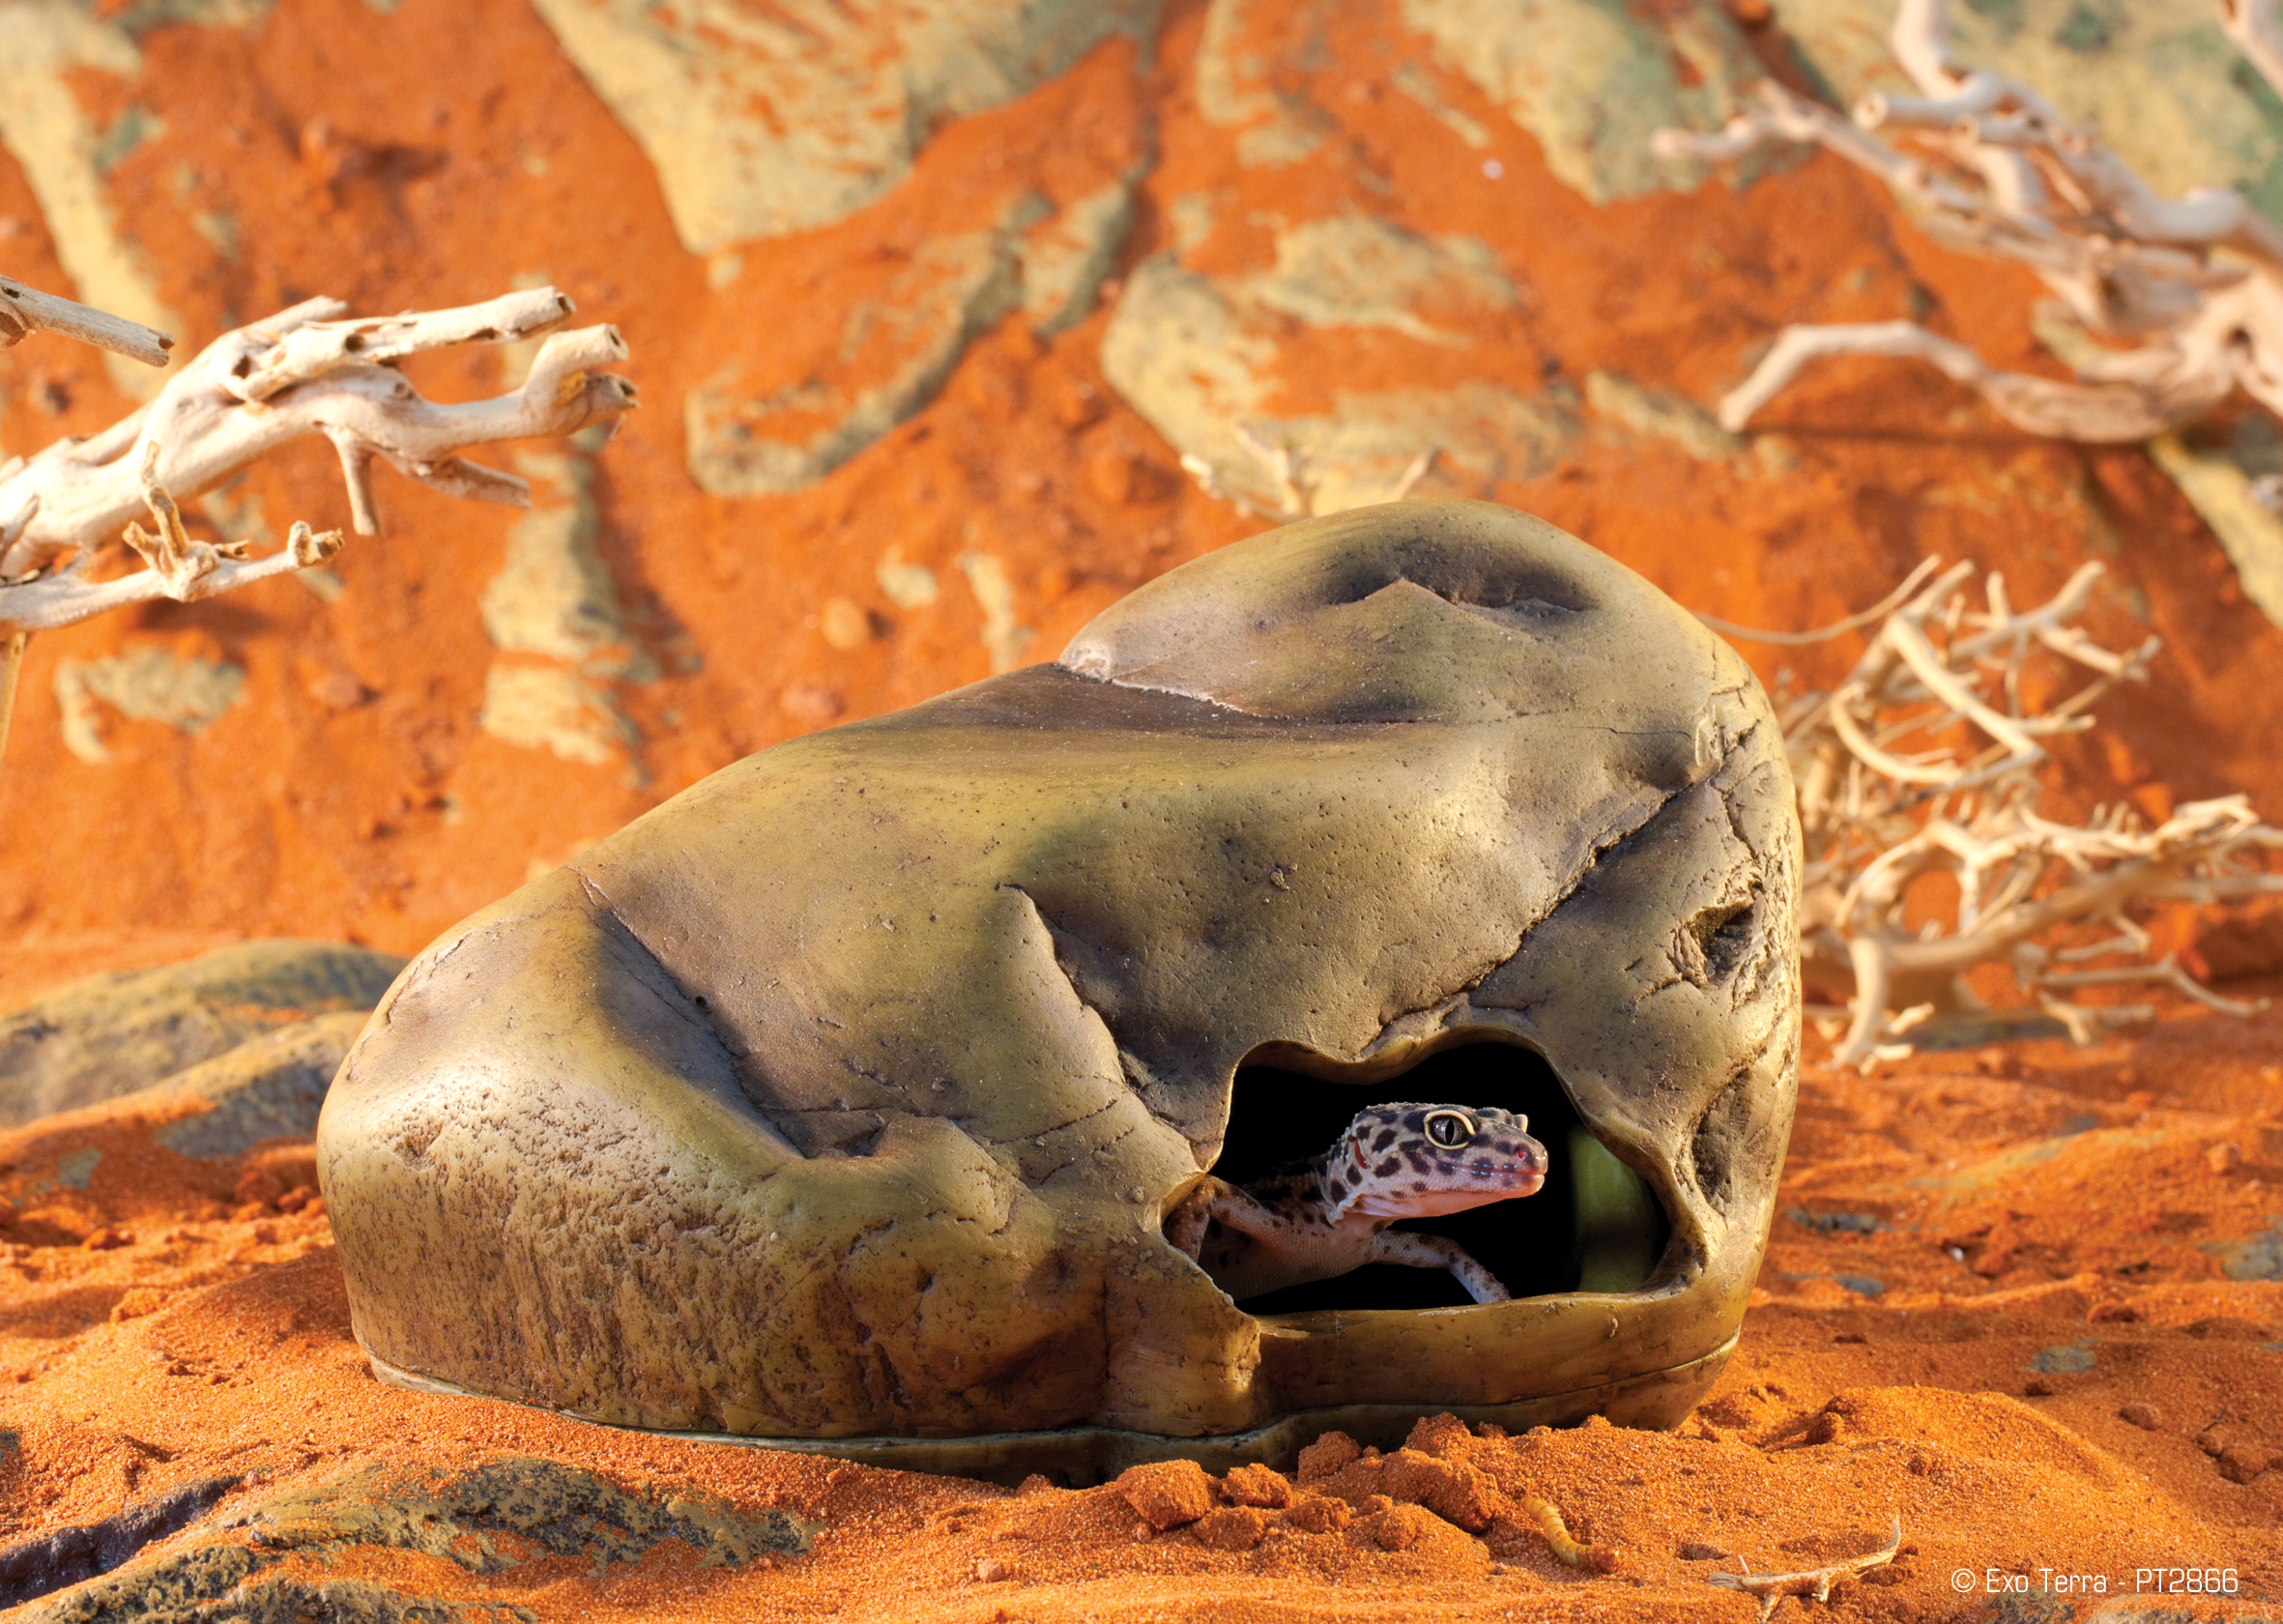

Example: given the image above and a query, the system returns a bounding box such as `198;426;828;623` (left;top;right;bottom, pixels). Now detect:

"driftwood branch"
1652;0;2283;443
1728;560;2283;1068
0;275;173;368
1706;1515;1903;1620
2222;0;2283;104
0;286;634;578
0;448;343;635
0;287;636;639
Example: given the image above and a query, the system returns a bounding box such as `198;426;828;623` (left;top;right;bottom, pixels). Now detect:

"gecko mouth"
1209;1036;1673;1314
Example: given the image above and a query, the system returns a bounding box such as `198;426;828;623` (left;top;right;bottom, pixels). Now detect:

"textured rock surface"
144;1011;369;1159
1399;0;1763;203
1101;222;1579;516
319;499;1800;1448
686;196;1035;497
50;649;245;767
686;168;1150;497
1772;0;2283;217
528;0;1162;253
19;1456;810;1623
0;1475;239;1611
0;943;404;1129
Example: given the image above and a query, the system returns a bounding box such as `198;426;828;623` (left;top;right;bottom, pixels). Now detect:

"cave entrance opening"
1211;1037;1672;1315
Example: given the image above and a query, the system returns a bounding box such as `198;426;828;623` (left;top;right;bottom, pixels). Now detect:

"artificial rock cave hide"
318;500;1801;1478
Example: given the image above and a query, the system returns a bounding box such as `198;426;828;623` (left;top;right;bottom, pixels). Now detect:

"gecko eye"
1423;1111;1474;1149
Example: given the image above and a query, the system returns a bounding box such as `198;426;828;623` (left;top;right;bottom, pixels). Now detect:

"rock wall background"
2;0;2281;999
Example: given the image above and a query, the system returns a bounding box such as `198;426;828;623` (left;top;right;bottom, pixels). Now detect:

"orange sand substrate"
1;1006;2276;1622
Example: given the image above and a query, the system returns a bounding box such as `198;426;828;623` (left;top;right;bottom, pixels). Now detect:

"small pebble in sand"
2119;1403;2163;1430
1281;1496;1353;1535
1220;1464;1293;1509
975;1558;1013;1582
2024;1378;2056;1397
1295;1432;1362;1482
83;1227;130;1251
1115;1460;1214;1530
1678;1542;1728;1560
2207;1144;2242;1174
2088;1302;2140;1323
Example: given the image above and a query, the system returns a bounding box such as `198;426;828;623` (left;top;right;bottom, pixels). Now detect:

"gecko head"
1323;1102;1548;1220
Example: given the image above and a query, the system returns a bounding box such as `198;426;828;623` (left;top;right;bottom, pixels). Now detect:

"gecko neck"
1311;1146;1396;1238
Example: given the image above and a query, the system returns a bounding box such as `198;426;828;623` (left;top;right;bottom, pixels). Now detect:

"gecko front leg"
1163;1175;1238;1260
1370;1232;1513;1304
1165;1175;1285;1260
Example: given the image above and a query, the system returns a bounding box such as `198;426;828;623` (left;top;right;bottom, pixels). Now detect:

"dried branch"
1696;556;1946;647
0;285;635;579
0;283;635;770
1758;559;2283;1067
1652;0;2283;443
0;275;173;368
2222;0;2283;103
0;445;343;636
1706;1515;1903;1620
0;633;23;770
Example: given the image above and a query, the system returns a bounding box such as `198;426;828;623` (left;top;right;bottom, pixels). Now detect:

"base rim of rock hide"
362;1332;1736;1487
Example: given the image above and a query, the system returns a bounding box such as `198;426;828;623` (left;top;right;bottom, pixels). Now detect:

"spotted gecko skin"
1164;1102;1548;1305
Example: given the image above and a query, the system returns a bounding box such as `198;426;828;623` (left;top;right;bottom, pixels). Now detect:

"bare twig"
0;275;173;368
0;286;635;788
0;286;634;577
1706;1515;1904;1619
1696;557;1947;646
1653;1;2283;443
0;632;23;769
0;443;346;637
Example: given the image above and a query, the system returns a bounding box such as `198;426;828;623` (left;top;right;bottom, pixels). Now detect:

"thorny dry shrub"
1653;0;2283;449
1706;559;2283;1068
